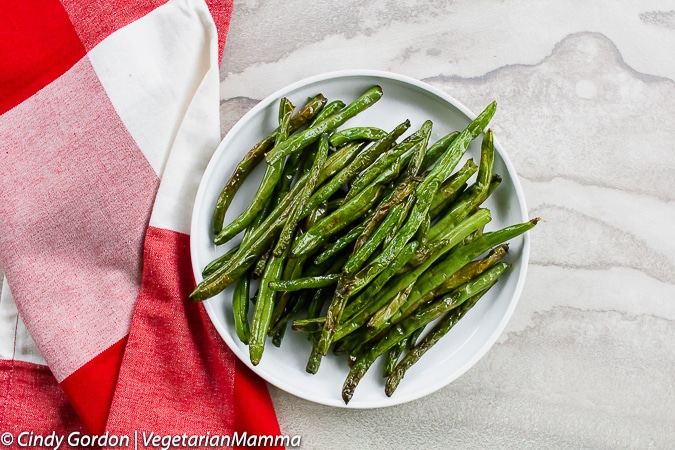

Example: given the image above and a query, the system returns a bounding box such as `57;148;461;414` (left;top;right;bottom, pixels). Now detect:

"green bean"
274;134;329;257
476;129;494;190
341;262;509;403
304;202;328;230
241;196;277;281
305;341;323;374
417;102;496;199
406;120;432;177
330;240;420;357
383;337;408;378
415;211;431;247
425;189;482;243
326;198;345;211
480;174;502;209
332;106;496;322
215;98;295;245
269;273;340;291
249;251;286;365
373;155;405;186
343;193;416;276
190;175;310;301
292;316;324;333
208;168;277;279
462;225;484;245
313;222;366;265
270;293;310;347
412;243;508;308
211;94;327;236
202;245;239;277
303;285;343;378
320;141;366;182
333;240;420;342
252;247;272;279
271;323;287;348
296;143;318;181
344;122;428;202
432;129;495;228
329;127;387;147
368;282;415;329
277;149;305;203
411;201;490;268
212;138;366;282
353;178;417;254
241;169;280;245
419;131;459;173
307;289;328;322
407;326;425;349
297;120;411;221
383;219;540;337
305;250;350;278
232;270;251;344
335;209;492;351
425;130;495;235
266;86;384;164
383;194;414;248
312;100;345;125
385;286;492;396
269;255;307;328
428;158;477;219
429;168;498;250
291;182;387;258
339;178;440;301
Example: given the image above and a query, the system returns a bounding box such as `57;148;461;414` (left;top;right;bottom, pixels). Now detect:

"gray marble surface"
218;1;675;449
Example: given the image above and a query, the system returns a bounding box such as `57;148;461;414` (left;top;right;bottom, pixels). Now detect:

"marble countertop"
217;1;675;449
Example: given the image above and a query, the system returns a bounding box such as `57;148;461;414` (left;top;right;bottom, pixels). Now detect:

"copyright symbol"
0;432;13;446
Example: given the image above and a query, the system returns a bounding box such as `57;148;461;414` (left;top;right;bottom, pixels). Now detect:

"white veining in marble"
218;1;675;448
219;1;675;97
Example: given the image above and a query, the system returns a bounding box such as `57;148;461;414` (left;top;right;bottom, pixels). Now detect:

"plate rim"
191;69;530;408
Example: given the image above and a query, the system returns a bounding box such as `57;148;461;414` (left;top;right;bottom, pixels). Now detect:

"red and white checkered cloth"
0;0;281;445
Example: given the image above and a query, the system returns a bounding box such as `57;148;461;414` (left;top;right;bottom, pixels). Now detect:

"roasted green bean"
211;94;327;236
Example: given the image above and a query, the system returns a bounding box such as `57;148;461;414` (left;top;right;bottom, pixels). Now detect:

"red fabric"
61;337;128;434
0;360;85;437
0;0;85;114
204;0;234;62
61;0;168;51
233;360;282;449
104;227;282;447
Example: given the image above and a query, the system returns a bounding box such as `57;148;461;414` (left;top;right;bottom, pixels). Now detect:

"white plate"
191;70;530;408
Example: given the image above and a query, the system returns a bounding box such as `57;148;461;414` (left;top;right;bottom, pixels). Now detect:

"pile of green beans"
191;85;539;403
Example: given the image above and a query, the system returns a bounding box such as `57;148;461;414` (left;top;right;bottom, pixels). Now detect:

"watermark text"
0;431;301;449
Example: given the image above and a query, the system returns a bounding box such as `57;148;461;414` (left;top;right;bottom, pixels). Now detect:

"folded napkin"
0;0;281;445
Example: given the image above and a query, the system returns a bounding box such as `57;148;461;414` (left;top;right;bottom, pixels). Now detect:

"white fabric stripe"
0;275;47;366
88;0;220;179
147;0;221;234
148;44;221;233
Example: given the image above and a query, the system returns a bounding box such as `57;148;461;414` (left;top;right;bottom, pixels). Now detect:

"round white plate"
191;70;530;408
